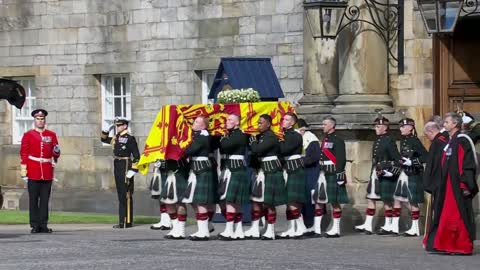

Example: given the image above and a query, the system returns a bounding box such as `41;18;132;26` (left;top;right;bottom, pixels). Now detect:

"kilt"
224;169;250;205
263;170;287;206
379;176;396;203
396;174;424;204
160;169;188;204
286;169;307;203
192;170;218;204
325;174;349;204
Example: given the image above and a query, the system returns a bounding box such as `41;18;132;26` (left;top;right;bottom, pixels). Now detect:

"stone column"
299;7;339;124
332;0;395;121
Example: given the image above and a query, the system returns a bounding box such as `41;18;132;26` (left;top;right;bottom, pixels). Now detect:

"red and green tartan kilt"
379;177;397;203
407;174;424;204
224;169;250;205
264;170;287;206
286;169;307;204
192;170;218;204
325;174;349;204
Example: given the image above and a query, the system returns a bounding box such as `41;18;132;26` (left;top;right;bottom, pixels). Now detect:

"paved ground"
0;223;479;270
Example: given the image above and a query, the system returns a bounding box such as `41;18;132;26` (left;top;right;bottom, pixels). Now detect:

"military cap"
399;117;415;127
31;109;48;118
114;117;129;126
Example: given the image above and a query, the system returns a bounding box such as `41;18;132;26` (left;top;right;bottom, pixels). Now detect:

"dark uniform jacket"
280;128;304;173
423;132;449;193
320;131;346;179
372;133;401;179
185;130;211;174
399;134;428;176
220;128;248;171
101;130;140;171
251;129;282;173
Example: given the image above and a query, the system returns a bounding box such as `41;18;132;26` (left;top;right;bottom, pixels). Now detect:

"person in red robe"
425;112;478;255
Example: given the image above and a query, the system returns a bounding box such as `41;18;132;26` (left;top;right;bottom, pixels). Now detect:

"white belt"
285;154;302;160
191;156;209;161
227;155;244;160
261;156;278;162
28;155;52;163
320;160;334;165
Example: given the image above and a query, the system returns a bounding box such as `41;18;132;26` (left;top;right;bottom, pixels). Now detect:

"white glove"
102;123;115;133
126;170;136;179
402;157;412;166
22;177;28;183
382;170;393;177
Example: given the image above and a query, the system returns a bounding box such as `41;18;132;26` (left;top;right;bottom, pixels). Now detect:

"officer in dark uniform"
392;116;427;236
278;112;307;239
317;116;349;238
355;114;401;235
101;117;140;228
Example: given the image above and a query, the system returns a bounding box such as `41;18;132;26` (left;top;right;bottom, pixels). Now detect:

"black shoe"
324;233;340;238
376;228;392;235
40;227;53;233
150;224;172;230
403;232;420;237
218;234;234;241
30;227;41;234
260;236;275;240
188;235;209;241
354;227;365;232
244;235;261;240
164;235;185;240
364;230;373;235
113;224;125;229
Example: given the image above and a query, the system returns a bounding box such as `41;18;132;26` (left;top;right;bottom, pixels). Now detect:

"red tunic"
20;129;60;181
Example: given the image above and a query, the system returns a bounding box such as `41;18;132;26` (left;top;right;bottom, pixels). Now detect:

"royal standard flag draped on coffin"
138;101;295;175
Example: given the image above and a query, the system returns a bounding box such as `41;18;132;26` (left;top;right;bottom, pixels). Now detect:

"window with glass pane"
101;74;131;133
12;77;36;144
201;70;216;104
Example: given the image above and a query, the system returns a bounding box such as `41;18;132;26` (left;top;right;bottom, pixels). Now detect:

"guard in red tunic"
20;109;60;233
425;112;478;255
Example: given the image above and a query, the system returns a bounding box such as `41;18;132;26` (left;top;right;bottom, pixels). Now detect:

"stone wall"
0;0;304;214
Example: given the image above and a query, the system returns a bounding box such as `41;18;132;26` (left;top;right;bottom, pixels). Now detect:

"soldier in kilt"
392;116;427;236
355;115;401;235
149;160;171;231
244;114;286;240
218;114;249;240
161;158;189;240
181;116;216;241
278;113;308;239
315;116;349;238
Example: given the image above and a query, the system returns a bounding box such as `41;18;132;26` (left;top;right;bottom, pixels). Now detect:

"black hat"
374;108;389;125
297;118;309;129
31;109;48;118
114;117;129;126
0;79;26;109
399;118;415;127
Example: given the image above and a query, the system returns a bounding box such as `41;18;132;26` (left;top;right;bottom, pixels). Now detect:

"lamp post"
304;0;404;74
416;0;480;34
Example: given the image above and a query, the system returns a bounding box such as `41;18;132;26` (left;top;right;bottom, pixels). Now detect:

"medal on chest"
42;136;52;143
119;137;128;144
324;142;334;149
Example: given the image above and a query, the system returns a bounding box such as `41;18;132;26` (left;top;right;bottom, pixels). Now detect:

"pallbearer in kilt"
182;116;216;241
149;160;171;231
245;114;286;240
218;114;249;240
392;115;428;236
355;114;401;235
278;113;307;239
160;158;190;240
101;117;140;229
316;116;349;238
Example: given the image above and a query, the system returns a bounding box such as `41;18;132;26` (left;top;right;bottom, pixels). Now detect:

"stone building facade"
0;0;476;231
